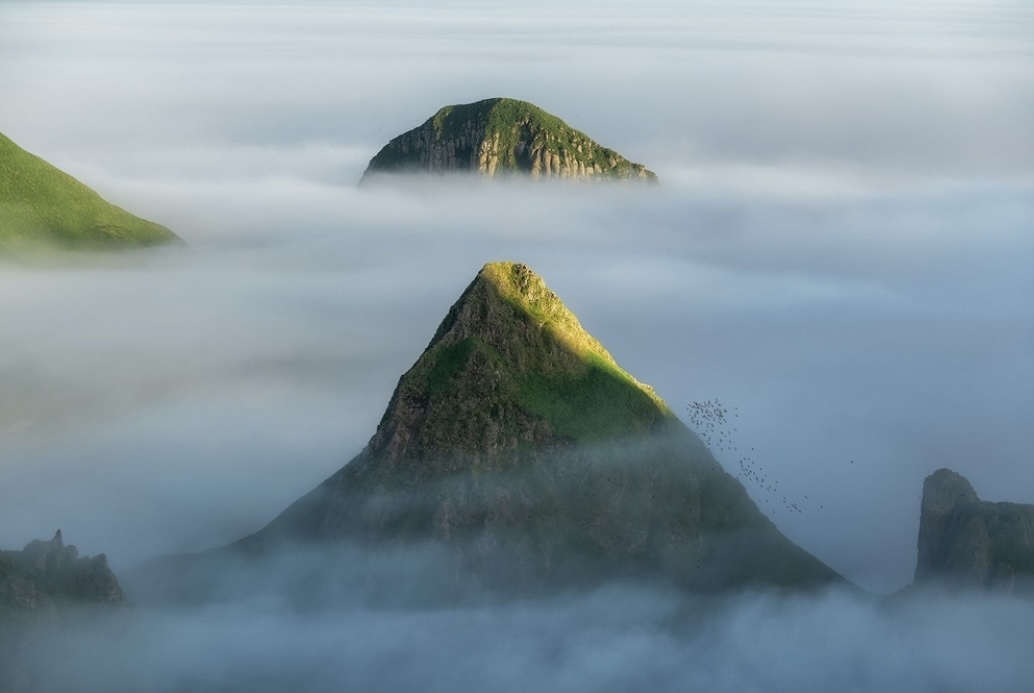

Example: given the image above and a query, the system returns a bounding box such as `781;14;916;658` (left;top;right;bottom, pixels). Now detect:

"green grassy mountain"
0;132;180;251
361;98;658;183
227;262;840;594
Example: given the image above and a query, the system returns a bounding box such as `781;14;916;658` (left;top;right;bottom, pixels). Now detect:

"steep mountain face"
361;98;657;183
230;262;840;594
915;468;1034;594
0;531;127;690
0;131;180;251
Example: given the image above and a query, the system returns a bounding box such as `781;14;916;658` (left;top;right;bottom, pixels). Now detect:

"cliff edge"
915;469;1034;594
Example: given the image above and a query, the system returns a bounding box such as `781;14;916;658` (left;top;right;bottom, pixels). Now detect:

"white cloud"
17;573;1034;690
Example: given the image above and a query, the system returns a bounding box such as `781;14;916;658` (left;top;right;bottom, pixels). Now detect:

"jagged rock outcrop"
915;469;1034;594
174;261;842;599
360;98;657;184
0;530;126;616
0;131;180;251
0;531;127;690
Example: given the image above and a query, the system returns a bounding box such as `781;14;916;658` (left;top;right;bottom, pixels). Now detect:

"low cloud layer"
18;552;1034;691
2;179;1029;593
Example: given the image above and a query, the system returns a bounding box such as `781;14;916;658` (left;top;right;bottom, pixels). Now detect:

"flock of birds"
686;399;822;517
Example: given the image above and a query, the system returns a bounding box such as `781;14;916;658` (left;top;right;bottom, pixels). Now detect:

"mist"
20;555;1034;691
1;0;1033;689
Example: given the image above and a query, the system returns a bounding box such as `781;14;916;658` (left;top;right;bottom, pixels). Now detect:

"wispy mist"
20;562;1034;691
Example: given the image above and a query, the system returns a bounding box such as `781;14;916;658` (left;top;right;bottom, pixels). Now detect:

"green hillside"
362;98;657;182
227;262;842;594
391;261;674;459
0;132;180;251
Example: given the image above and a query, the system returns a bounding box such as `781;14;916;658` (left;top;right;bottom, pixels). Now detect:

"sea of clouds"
21;569;1034;691
1;1;1032;688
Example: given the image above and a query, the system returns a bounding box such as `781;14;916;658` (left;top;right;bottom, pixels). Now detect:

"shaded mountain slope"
0;131;180;251
361;98;657;183
222;262;840;595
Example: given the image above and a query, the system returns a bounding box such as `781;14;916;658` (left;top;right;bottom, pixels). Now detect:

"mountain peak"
427;261;655;400
914;468;1034;593
920;468;979;517
364;261;672;470
360;98;657;183
212;260;842;596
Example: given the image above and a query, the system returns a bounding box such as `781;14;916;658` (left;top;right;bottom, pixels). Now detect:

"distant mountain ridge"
361;98;657;183
213;262;841;596
0;131;180;251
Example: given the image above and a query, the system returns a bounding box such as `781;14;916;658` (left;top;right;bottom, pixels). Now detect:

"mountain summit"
914;468;1034;594
226;262;839;594
0;131;180;251
360;98;657;183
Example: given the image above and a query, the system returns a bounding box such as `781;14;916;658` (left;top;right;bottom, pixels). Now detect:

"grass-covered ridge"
477;261;670;418
363;98;657;182
0;131;180;252
376;261;675;466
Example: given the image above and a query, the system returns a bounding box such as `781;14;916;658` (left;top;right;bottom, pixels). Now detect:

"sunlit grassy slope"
401;261;674;453
0;132;180;251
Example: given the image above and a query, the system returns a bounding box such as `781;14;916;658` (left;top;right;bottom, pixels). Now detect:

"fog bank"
1;179;1030;592
19;566;1034;691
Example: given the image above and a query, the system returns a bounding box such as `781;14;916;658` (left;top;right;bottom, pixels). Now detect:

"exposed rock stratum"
915;468;1034;594
360;98;657;183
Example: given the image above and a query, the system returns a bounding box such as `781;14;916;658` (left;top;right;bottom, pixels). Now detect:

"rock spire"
915;468;1034;594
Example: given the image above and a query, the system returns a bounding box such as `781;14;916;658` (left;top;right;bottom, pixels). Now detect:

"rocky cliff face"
360;98;657;184
915;469;1034;594
223;262;840;595
0;531;127;690
0;530;126;617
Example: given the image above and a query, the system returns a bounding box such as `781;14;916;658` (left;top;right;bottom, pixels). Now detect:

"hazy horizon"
2;1;1033;689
